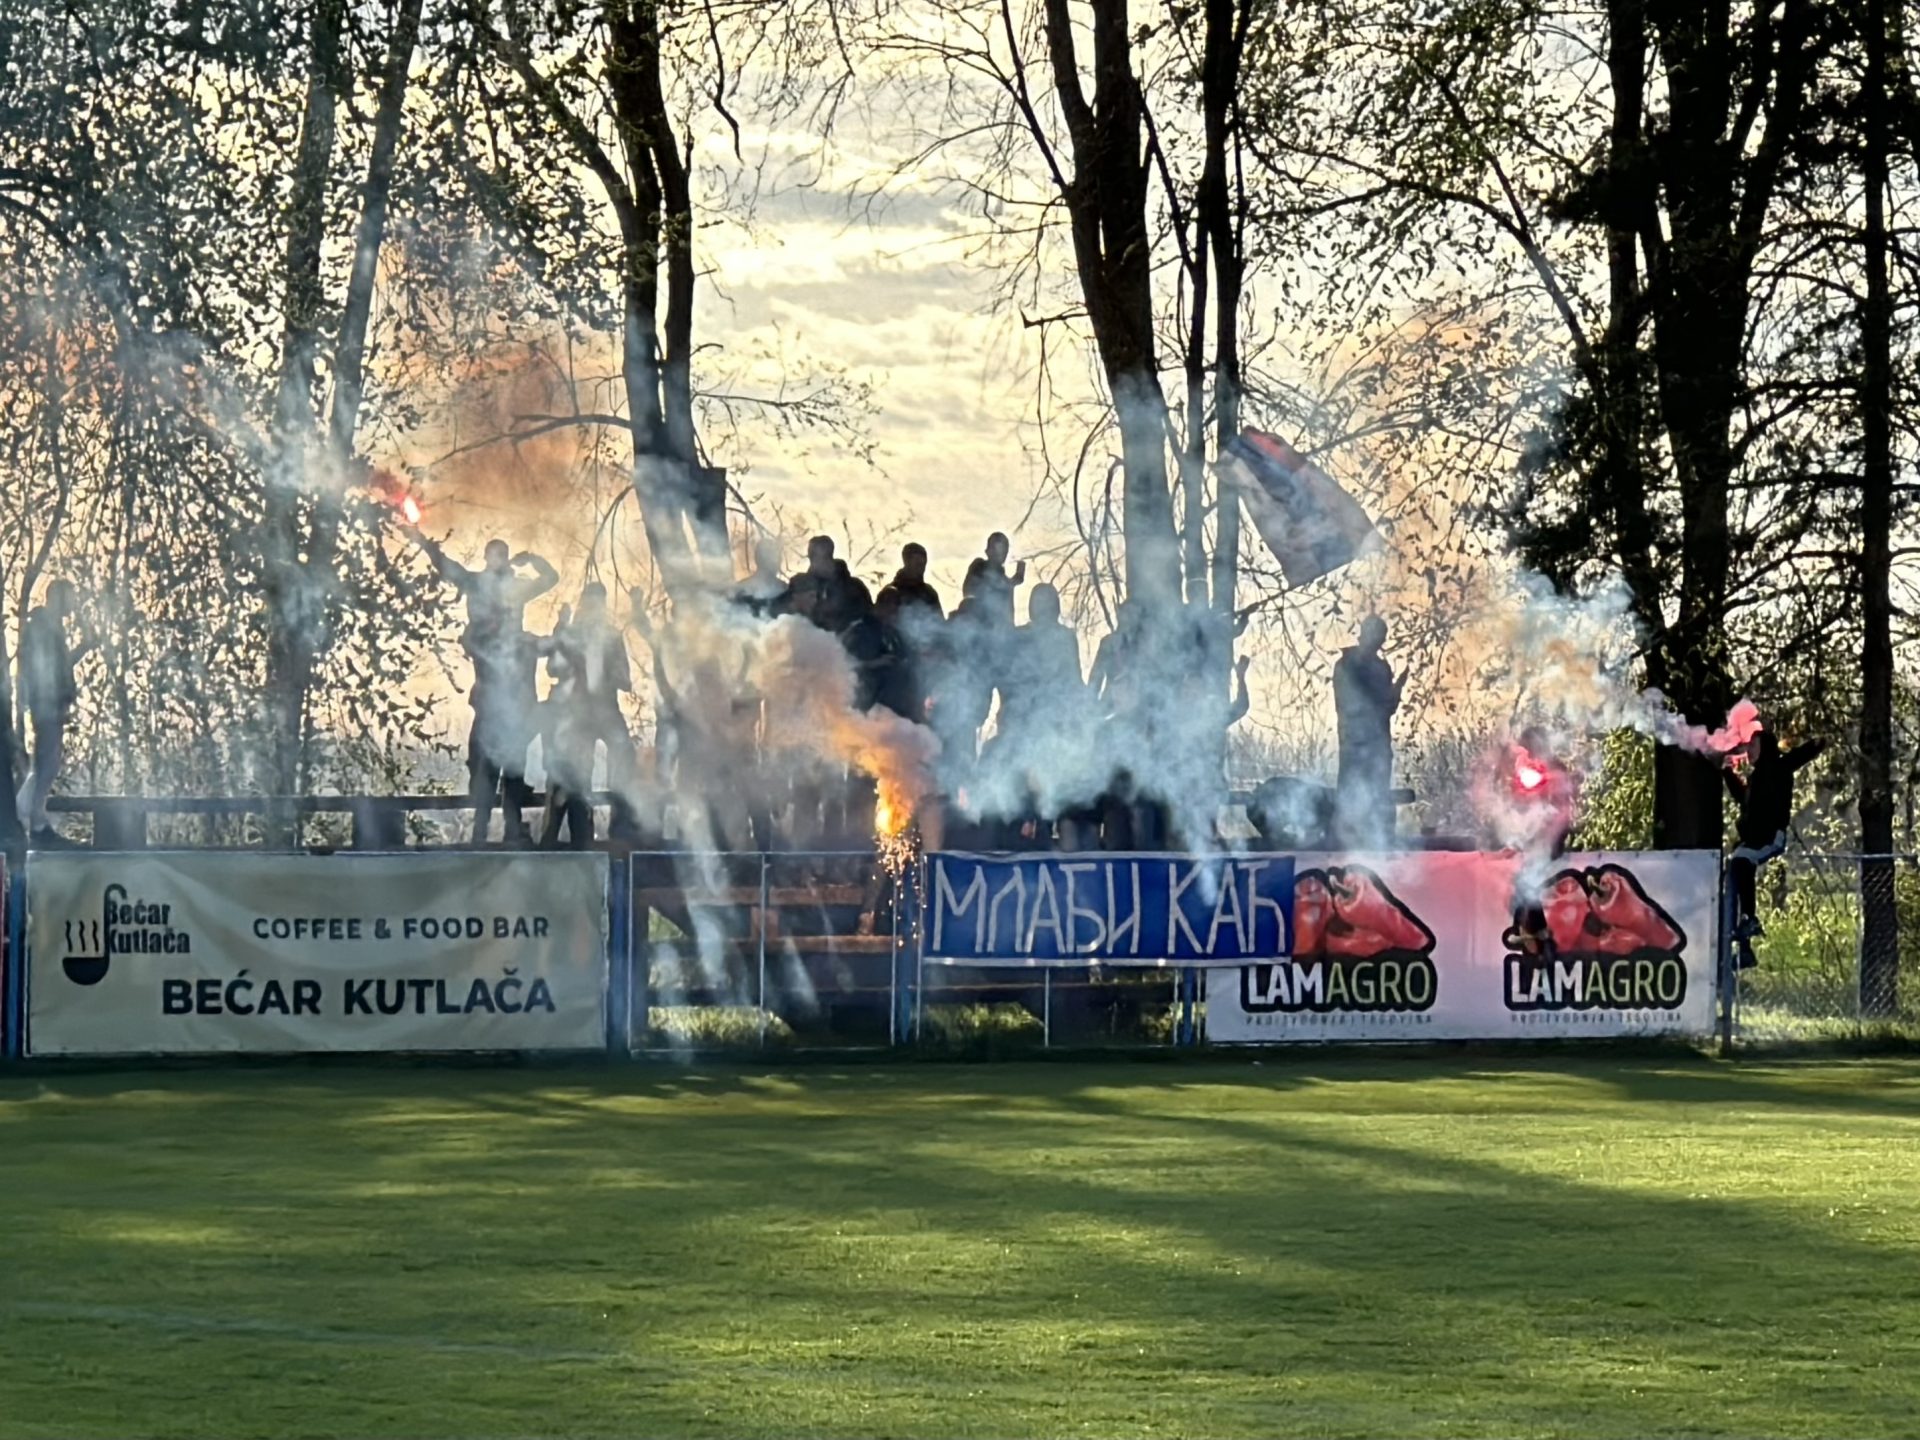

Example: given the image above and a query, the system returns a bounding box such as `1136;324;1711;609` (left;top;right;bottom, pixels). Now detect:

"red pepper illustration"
1328;866;1434;954
1586;866;1683;952
1323;915;1387;956
1589;922;1648;956
1294;872;1332;956
1543;872;1596;952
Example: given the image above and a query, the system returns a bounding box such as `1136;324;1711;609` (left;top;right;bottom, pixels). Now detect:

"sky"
418;176;1073;594
379;41;1548;772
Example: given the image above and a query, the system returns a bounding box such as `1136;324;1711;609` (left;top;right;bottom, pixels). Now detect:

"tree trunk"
264;0;344;801
1605;0;1718;852
1041;0;1182;611
326;0;426;470
1640;3;1781;849
0;613;21;848
605;0;717;590
1203;0;1246;621
1178;174;1210;607
1861;0;1900;1016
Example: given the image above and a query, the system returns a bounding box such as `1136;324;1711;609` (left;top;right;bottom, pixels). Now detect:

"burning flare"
367;466;422;526
1706;698;1763;755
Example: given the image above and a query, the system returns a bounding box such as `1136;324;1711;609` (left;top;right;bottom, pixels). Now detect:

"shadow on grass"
5;1058;1920;1435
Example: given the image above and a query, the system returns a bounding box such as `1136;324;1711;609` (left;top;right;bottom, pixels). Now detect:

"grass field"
4;1056;1920;1437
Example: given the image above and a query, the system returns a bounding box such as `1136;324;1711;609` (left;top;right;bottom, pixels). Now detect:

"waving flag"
1218;430;1381;587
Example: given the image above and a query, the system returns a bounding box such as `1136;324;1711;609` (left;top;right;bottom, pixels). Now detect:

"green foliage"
1571;728;1653;851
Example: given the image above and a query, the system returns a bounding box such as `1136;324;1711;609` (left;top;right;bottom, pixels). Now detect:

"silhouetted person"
1249;778;1337;849
1006;583;1081;710
1086;599;1186;849
15;579;91;845
549;582;640;840
981;583;1091;843
876;543;944;626
774;535;872;634
0;577;22;850
1333;616;1402;848
965;531;1025;628
409;528;558;843
1513;726;1576;859
733;537;786;618
873;544;943;721
1510;727;1578;955
836;581;909;715
928;568;997;788
1725;728;1826;962
1089;599;1145;726
996;583;1084;757
539;606;593;851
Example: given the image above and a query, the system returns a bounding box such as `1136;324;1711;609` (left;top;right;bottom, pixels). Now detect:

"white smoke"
1478;570;1758;757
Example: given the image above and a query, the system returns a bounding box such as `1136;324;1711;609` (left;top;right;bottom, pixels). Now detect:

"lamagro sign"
923;849;1721;1041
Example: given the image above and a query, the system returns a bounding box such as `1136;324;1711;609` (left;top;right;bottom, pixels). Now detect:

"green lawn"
3;1056;1920;1437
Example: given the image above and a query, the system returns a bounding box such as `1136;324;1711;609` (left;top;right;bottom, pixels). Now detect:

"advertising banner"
27;851;608;1056
1204;850;1720;1042
922;852;1294;966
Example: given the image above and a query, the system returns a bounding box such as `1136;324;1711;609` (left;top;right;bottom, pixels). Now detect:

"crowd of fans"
403;525;1265;853
3;527;1823;964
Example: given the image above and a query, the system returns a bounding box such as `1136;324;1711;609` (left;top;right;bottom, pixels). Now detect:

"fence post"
1716;857;1735;1053
606;852;632;1059
913;854;926;1043
891;858;915;1047
2;859;19;1059
757;852;769;1051
1860;853;1901;1020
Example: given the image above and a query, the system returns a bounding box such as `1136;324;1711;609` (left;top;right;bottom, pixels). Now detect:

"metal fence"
622;850;1181;1053
8;842;1910;1056
1730;850;1920;1047
654;846;1920;1054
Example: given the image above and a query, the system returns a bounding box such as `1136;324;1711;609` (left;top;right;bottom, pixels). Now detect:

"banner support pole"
913;854;926;1043
607;852;631;1060
757;853;769;1050
3;861;20;1060
1717;854;1736;1053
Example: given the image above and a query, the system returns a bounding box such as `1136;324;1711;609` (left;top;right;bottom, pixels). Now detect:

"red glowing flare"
1708;698;1763;754
1516;763;1546;792
366;466;421;526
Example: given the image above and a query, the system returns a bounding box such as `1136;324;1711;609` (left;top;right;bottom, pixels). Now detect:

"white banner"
1205;850;1720;1043
27;852;608;1055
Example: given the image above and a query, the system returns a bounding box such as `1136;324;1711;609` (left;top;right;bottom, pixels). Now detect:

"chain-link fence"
627;847;1920;1055
623;851;1180;1053
1732;850;1920;1046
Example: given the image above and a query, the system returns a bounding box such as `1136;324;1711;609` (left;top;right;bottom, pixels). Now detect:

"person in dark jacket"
1508;727;1579;957
963;531;1025;628
547;582;640;841
732;538;786;619
874;543;943;627
406;527;558;844
15;579;91;844
1332;616;1402;848
1725;728;1826;960
873;543;943;722
774;535;872;635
